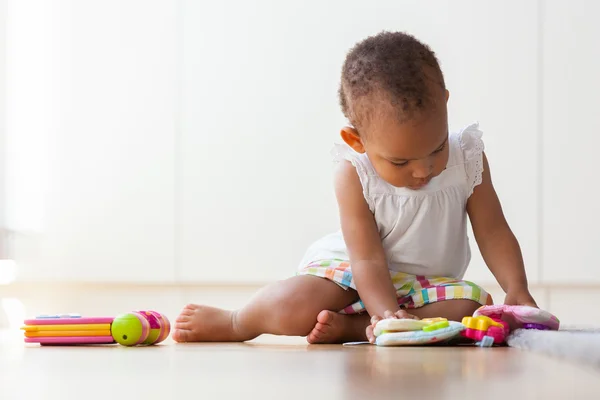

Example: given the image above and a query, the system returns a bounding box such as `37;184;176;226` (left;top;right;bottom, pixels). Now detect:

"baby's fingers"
394;310;420;320
370;314;383;326
366;324;376;344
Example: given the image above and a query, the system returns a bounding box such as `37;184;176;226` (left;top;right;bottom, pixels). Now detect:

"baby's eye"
391;161;408;167
433;146;444;154
433;142;447;154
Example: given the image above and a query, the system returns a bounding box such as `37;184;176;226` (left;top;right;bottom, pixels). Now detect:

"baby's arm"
466;153;537;306
334;161;402;317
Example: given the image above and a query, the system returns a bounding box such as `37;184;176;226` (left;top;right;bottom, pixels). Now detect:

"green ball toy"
111;312;150;346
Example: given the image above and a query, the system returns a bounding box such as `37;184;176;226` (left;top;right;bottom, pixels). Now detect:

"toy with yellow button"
364;305;560;347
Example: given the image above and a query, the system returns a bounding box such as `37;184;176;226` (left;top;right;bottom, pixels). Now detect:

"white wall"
4;1;177;282
541;0;600;284
0;0;6;260
1;0;598;288
179;0;540;284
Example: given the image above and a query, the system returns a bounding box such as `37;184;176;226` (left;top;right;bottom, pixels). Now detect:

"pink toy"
21;311;171;346
473;305;560;331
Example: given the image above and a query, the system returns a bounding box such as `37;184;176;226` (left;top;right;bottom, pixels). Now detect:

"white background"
0;0;5;260
0;0;597;286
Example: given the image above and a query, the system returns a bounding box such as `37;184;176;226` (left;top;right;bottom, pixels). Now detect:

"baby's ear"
340;126;365;153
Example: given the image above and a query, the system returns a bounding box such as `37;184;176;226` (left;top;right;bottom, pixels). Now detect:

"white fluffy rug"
507;327;600;367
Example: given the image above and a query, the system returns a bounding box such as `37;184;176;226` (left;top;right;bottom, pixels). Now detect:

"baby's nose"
412;160;433;178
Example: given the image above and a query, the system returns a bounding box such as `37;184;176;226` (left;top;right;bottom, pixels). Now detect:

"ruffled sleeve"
330;143;370;177
458;122;485;197
330;142;357;164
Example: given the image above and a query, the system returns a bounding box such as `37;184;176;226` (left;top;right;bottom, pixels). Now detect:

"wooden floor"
1;330;599;400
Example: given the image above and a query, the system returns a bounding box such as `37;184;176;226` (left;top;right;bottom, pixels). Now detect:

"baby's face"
361;108;449;190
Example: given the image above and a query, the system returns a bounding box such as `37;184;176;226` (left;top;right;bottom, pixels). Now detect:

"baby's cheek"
378;164;409;187
436;151;450;173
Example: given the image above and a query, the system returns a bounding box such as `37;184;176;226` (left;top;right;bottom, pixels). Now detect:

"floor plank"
1;330;599;400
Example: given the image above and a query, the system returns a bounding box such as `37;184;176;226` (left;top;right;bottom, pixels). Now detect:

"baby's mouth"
408;177;431;190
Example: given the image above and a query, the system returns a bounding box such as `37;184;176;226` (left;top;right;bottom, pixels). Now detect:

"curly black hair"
339;31;446;132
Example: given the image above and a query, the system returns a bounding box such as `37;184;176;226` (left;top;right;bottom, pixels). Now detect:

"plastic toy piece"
422;320;449;332
111;312;151;346
373;319;429;336
23;317;113;325
24;336;116;344
473;305;560;331
22;323;111;332
35;313;82;319
460;315;509;344
373;317;450;336
476;336;494;348
522;323;550;330
25;330;111;337
136;310;171;345
21;310;171;347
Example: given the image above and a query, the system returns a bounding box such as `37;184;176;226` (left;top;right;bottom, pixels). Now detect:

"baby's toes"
172;327;192;342
176;313;191;323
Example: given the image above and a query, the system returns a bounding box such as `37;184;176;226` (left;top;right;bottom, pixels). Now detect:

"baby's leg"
172;275;360;343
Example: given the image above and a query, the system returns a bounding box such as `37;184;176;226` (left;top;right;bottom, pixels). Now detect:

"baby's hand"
366;309;419;344
504;288;538;308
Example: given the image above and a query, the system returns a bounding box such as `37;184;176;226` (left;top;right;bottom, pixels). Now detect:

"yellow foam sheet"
24;330;112;338
21;323;111;332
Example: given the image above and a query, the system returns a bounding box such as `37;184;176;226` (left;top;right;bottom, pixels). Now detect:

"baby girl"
172;31;538;344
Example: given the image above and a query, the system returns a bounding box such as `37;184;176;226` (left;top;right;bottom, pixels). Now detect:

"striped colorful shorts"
297;259;492;315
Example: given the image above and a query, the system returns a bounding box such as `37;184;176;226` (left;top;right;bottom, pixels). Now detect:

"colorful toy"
344;305;561;347
459;305;560;346
473;305;560;331
460;315;509;344
139;310;171;345
21;311;171;346
374;317;465;346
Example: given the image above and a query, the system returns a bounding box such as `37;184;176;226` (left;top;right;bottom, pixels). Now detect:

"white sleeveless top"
299;122;485;279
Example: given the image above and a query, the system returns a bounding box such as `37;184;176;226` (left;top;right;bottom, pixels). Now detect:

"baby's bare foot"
172;304;247;343
306;310;369;344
